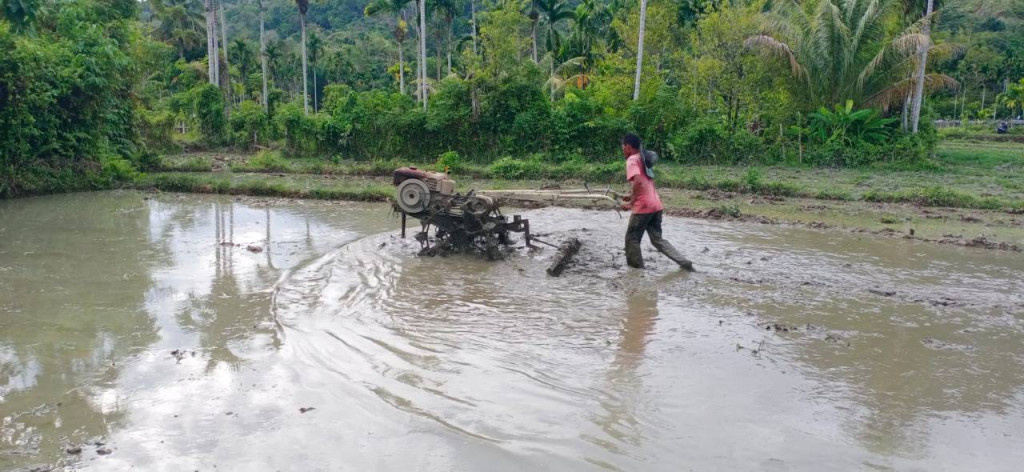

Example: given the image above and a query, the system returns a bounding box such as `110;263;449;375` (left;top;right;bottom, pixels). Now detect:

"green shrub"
435;151;464;173
230;101;270;150
488;157;546;180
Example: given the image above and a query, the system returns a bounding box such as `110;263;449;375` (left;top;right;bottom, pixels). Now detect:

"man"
620;133;694;271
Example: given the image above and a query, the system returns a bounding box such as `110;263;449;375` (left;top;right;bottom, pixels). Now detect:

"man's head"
621;133;641;158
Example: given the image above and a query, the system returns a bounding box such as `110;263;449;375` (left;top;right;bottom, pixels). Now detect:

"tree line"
2;0;1024;196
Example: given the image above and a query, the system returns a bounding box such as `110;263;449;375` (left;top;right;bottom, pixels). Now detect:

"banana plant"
808;100;897;146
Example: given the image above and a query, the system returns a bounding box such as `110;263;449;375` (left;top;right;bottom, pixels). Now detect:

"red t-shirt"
626;153;663;214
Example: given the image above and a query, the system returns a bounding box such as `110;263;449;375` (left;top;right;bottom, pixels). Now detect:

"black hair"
621;133;641;150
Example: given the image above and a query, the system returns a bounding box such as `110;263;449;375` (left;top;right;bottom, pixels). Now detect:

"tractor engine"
392;167;528;259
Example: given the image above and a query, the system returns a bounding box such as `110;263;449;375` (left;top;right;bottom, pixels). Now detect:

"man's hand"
620;202;632;211
620;194;632;211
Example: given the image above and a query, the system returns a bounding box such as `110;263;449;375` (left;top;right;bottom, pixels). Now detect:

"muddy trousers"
625;211;690;269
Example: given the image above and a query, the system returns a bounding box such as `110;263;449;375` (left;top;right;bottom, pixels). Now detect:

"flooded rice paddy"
2;191;1023;471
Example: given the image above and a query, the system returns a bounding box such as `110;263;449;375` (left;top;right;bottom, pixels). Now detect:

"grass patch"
862;186;1008;210
135;173;392;201
230;151;292;173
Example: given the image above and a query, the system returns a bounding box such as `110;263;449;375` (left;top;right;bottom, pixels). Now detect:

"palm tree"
999;79;1024;119
308;30;324;112
418;0;428;110
2;0;41;32
910;0;934;133
258;0;269;111
204;0;219;85
432;0;460;75
150;0;206;59
217;0;232;112
528;1;539;63
536;0;573;98
537;0;572;60
231;39;256;98
544;56;590;98
365;0;412;95
295;0;310;114
633;0;648;101
747;0;958;111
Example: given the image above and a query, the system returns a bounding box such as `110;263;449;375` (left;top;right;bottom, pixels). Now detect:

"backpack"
641;148;658;179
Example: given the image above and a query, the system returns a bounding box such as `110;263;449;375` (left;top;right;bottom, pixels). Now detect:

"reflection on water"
1;193;1023;470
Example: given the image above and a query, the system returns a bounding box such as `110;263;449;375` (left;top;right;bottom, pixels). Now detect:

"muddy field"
2;192;1023;471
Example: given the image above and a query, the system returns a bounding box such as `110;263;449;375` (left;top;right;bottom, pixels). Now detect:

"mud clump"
921;338;976;352
868;288;896;297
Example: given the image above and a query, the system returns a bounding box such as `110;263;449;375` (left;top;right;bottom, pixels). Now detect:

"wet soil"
2;192;1023;471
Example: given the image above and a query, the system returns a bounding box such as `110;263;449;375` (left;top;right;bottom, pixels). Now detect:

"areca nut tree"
296;0;310;114
365;0;412;95
259;0;269;111
418;0;428;110
633;0;648;101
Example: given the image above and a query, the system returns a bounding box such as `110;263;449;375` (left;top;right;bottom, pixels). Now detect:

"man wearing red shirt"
620;133;694;271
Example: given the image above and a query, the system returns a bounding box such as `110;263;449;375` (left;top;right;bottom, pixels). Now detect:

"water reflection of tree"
0;193;159;467
174;202;287;372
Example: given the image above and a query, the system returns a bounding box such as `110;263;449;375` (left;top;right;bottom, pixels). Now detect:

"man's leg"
647;211;694;271
624;213;652;268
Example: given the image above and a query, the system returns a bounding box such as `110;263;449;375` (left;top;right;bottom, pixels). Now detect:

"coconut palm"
544;56;590;97
747;0;959;112
365;0;413;94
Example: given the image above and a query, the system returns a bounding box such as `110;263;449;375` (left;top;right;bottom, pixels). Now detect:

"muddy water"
2;192;1023;471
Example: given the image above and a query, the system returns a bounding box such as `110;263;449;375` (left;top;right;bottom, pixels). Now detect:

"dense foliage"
3;0;1023;196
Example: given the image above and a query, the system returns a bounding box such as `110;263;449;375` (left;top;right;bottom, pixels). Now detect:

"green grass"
151;139;1024;211
159;156;213;172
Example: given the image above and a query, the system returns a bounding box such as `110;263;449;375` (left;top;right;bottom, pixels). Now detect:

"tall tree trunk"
446;18;452;75
419;0;427;110
436;24;442;81
218;0;231;115
980;86;986;118
531;19;538;63
633;0;647;101
398;38;406;95
550;58;555;100
313;66;318;113
206;0;216;84
300;12;309;115
471;0;477;55
212;2;220;86
910;0;934;133
902;94;910;131
260;0;269;112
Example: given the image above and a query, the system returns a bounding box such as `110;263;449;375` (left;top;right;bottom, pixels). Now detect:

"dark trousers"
625;211;690;269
